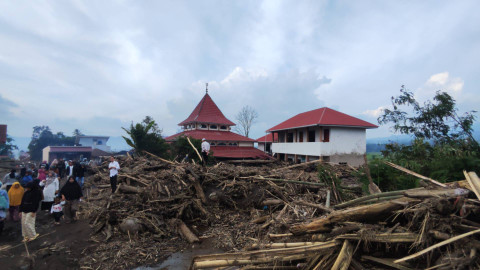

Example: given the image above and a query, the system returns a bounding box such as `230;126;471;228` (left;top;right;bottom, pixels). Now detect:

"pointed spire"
206;83;208;94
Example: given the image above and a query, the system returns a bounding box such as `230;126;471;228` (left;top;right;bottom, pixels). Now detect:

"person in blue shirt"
21;170;33;187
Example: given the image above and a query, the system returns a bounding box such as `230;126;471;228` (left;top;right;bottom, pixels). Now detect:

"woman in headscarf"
40;170;59;211
37;165;47;181
19;181;43;241
2;169;17;192
0;182;9;235
60;176;83;223
8;181;24;221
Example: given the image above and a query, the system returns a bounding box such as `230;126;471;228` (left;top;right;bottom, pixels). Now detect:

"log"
249;242;323;249
174;219;199;243
118;184;144;194
465;171;480;200
290;198;415;235
384;161;447;188
331;240;354;270
143;150;176;165
337;232;418;243
187;137;203;162
362;256;413;270
262;199;284;206
250;176;326;187
252;216;269;224
334;190;405;209
394;228;480;263
273;159;322;171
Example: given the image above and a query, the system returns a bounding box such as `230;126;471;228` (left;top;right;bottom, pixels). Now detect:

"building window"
220;125;227;130
287;133;294;143
218;142;226;146
211;142;216;146
200;124;208;129
323;129;330;142
97;140;102;145
298;131;303;142
210;125;217;130
308;130;315;142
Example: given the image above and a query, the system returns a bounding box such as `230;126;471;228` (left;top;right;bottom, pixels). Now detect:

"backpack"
0;195;8;210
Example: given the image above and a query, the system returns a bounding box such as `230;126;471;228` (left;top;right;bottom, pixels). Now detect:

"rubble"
78;155;480;270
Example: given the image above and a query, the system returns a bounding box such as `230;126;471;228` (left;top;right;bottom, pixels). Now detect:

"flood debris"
78;155;480;270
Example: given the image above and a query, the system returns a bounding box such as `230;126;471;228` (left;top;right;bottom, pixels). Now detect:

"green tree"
122;116;169;158
28;126;75;160
0;135;18;157
368;86;480;190
378;86;478;147
73;129;84;137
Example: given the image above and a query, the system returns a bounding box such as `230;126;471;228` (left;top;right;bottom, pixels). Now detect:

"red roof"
267;107;378;131
255;133;277;143
165;130;255;142
210;146;271;159
46;146;92;153
179;93;235;126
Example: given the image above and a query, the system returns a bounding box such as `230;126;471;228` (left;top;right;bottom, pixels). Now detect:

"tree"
235;105;258;138
0;136;18;157
122;116;169;158
73;129;84;137
28;126;76;160
378;86;478;146
367;86;480;188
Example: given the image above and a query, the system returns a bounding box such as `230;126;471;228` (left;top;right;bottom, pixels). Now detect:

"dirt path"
0;207;92;270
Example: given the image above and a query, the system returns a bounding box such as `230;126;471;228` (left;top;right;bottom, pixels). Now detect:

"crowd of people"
0;159;85;242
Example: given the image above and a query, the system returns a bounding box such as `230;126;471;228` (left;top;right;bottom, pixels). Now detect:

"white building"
267;107;377;167
75;135;111;152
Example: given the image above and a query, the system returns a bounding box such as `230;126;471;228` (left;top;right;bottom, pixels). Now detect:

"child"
50;197;64;225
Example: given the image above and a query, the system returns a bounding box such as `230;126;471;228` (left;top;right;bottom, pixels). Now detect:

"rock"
119;218;144;234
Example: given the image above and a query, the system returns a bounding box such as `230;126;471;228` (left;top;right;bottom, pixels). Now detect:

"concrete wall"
272;127;367;166
257;142;265;152
78;137;111;152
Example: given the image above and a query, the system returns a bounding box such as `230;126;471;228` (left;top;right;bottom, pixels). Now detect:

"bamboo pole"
384;161;447;188
394;228;480;263
250;176;326;187
334;190;406;209
293;200;332;213
143;150;176;165
331;240;354;270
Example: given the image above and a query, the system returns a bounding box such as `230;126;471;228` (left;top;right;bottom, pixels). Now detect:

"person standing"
108;156;120;193
60;177;83;223
19;181;43;241
2;169;17;192
7;182;24;222
201;138;210;166
75;163;86;188
66;161;75;180
21;170;33;187
40;171;59;211
0;183;9;235
37;165;47;181
57;158;66;179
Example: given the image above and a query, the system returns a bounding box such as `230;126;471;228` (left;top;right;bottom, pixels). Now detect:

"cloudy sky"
1;1;479;149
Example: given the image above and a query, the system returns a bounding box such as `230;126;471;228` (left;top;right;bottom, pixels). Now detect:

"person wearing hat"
201;138;210;166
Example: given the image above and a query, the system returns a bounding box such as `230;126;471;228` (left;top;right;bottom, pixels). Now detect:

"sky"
1;0;479;150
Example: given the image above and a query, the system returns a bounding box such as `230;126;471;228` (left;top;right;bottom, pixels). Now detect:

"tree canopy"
122;116;169;158
28;126;76;161
0;136;18;157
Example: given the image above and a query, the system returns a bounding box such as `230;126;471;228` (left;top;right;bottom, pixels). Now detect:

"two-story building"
267;107;377;166
75;135;111;152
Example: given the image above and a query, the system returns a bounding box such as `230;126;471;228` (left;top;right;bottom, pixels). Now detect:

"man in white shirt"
201;138;210;166
108;156;120;193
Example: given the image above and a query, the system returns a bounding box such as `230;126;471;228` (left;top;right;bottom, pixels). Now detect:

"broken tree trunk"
118;184;144;194
384;161;447;188
290;197;415;235
173;219;199;243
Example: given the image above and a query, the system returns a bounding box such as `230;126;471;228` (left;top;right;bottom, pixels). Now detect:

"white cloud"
362;106;387;118
416;72;464;101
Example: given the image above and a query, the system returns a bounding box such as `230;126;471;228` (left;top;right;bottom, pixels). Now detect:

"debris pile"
191;171;480;270
80;155;360;269
80;154;480;270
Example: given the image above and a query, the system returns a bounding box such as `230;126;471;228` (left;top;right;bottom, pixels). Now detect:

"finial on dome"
206;83;208;94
